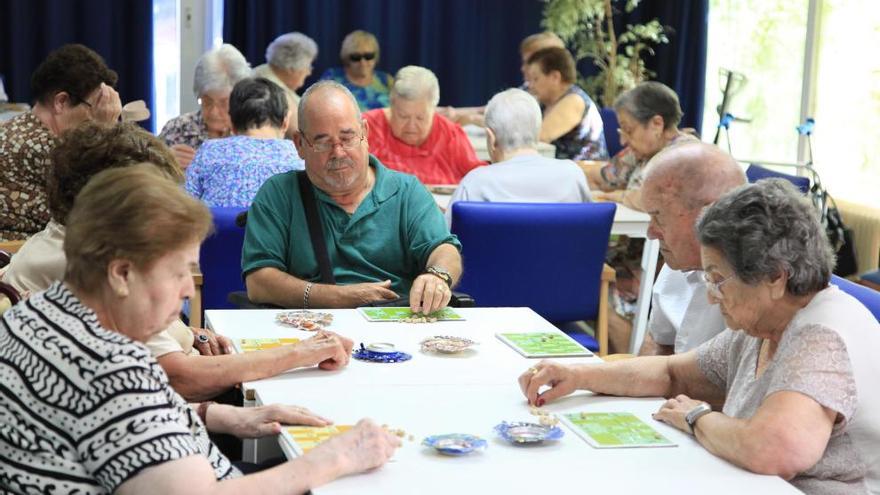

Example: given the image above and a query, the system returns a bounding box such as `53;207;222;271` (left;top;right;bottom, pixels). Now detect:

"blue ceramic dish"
422;433;488;456
494;421;564;444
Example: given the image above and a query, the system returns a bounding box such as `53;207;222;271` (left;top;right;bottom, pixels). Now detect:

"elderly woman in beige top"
2;121;354;402
519;179;880;494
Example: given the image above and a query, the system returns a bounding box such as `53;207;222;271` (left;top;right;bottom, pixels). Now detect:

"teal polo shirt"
241;155;461;296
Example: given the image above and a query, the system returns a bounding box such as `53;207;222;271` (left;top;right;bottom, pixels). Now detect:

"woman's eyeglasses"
703;272;735;299
348;52;376;63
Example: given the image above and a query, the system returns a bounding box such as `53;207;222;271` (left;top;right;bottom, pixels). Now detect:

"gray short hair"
696;179;834;296
485;88;541;151
613;81;683;130
193;44;251;97
266;32;318;71
298;80;361;134
340;30;380;61
391;66;440;107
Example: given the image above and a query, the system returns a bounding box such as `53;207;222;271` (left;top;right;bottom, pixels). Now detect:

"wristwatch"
685;402;712;434
425;265;452;288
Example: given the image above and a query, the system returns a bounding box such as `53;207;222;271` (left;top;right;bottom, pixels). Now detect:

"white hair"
485;88;541;151
266;32;318;71
193;44;251;97
391;66;440;107
340;30;379;60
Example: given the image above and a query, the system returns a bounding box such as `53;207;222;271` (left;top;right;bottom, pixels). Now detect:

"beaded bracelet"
303;282;314;309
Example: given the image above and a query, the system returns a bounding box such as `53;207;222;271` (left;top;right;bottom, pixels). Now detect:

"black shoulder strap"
297;171;336;284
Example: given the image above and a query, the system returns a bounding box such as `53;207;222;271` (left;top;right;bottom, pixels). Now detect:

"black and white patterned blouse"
0;282;241;493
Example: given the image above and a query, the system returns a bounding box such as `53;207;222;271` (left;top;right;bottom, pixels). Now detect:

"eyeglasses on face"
348;52;376;63
703;272;735;299
67;91;93;108
299;131;365;153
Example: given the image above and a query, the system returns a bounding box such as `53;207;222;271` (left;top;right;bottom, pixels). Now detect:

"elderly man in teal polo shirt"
242;80;462;313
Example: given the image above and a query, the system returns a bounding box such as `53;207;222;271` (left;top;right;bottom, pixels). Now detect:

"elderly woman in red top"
362;66;485;185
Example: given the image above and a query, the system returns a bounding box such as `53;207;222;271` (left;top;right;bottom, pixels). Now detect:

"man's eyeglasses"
300;132;365;153
348;52;376;63
703;272;735;299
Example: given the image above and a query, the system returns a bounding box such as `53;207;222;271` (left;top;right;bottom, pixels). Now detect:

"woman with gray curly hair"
253;32;318;131
518;179;880;493
160;44;252;169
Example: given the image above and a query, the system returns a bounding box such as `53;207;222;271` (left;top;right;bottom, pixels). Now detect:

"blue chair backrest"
451;201;616;323
746;164;811;194
199;207;248;315
832;275;880;323
600;107;623;157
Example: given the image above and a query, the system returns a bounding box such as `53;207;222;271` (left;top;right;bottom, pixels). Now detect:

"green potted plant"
541;0;669;107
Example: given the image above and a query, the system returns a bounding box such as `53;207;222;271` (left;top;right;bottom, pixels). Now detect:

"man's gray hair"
485;88;541;152
193;44;251;98
266;32;318;71
391;66;440;107
643;141;746;210
298;80;361;134
696;179;835;296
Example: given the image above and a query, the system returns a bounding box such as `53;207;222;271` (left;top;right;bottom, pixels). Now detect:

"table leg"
628;238;660;354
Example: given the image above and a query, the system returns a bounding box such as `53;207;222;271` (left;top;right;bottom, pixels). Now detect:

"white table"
206;308;796;494
432;196;658;353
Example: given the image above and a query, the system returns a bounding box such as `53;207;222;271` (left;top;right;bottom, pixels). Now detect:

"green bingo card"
561;412;677;448
357;306;465;322
496;332;593;358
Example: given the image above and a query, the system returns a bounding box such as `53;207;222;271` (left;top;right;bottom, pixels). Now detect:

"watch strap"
685;402;712;434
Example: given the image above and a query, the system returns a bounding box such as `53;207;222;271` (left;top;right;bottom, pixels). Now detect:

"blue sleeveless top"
550;85;608;161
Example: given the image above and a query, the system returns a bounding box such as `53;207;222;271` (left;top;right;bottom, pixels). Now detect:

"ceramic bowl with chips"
419;336;477;354
494;421;564;445
422;433;487;456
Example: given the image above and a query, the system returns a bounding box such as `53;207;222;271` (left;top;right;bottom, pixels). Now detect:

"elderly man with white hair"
633;141;746;355
253;32;318;131
160;44;252;168
363;65;485;184
445;88;591;226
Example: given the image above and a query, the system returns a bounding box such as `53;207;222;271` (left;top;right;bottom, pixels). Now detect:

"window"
152;0;180;133
702;0;879;205
811;0;880;204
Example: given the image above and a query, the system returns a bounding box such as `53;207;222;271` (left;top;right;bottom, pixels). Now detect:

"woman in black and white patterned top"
0;164;399;494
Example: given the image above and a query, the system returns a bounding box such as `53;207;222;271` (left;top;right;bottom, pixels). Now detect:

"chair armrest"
601;263;616;283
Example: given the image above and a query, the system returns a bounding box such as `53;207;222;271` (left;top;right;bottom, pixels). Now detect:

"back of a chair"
199;207;248;314
600;107;623;157
832;275;880;323
746;164;811;194
451;201;616;323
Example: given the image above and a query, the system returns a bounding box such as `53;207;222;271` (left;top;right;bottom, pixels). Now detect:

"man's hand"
340;280;399;307
170;144;197;169
517;360;581;406
409;273;451;314
296;331;354;371
91;82;123;124
191;327;234;355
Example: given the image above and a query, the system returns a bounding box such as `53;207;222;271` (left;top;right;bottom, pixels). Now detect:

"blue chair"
745;164;811;194
600;107;623;157
832;275;880;322
451;202;617;355
198;207;248;321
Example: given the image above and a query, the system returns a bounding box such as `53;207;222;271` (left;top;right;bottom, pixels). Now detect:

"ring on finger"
528;367;538;375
